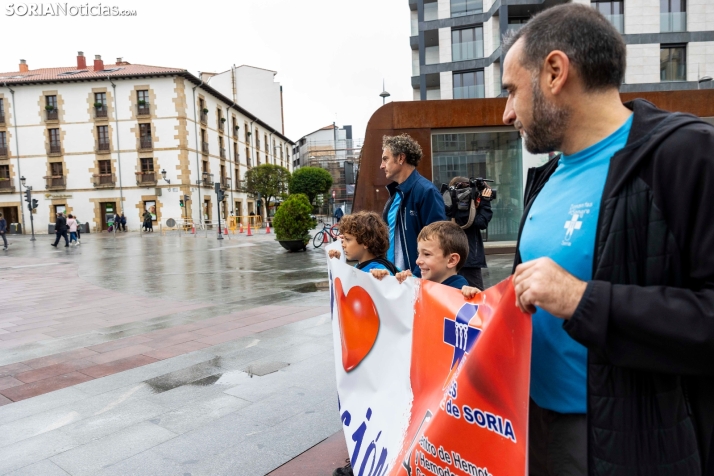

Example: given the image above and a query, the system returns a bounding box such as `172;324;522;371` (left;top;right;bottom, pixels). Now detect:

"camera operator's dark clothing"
514;99;714;476
456;198;492;269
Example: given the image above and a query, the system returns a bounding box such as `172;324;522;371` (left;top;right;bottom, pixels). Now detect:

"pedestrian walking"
66;214;78;245
142;210;153;232
502;4;714;474
51;213;69;247
74;215;81;244
380;134;447;275
333;206;344;224
0;212;7;251
113;212;120;232
120;213;127;232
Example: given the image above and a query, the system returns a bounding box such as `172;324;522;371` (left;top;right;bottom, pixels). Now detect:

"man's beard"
520;78;570;154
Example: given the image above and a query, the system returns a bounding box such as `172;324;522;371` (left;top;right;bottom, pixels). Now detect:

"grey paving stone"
150;411;270;463
187;438;290;476
150;394;250;435
216;345;276;369
0;387;90;426
5;459;70;476
0;430;80;475
230;385;331;428
144;379;234;410
50;421;177;476
93;449;192;476
57;398;168;445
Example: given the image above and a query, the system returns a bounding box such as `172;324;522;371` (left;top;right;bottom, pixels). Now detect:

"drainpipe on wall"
107;77;125;215
192;77;204;226
4;83;26;235
227;103;236;215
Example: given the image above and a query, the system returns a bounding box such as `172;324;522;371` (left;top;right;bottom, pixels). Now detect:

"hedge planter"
278;239;307;252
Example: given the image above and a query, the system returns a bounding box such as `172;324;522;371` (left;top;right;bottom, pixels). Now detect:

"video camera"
440;178;496;228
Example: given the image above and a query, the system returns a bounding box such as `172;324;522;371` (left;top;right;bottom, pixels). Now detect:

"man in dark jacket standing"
0;212;7;250
51;212;69;247
503;4;714;476
380;134;446;274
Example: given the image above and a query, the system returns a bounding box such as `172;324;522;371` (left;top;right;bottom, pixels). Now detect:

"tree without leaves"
245;164;291;216
289;167;333;205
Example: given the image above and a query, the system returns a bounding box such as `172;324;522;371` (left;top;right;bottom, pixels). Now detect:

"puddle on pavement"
293;281;330;293
143;358;290;393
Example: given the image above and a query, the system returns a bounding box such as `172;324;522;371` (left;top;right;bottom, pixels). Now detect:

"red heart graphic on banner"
334;278;380;372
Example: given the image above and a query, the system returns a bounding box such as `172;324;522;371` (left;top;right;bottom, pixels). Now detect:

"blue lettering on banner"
460;405;516;443
340;407;390;476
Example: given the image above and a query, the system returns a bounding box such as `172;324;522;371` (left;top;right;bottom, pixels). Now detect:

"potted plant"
45;105;55;111
138;99;146;106
94;102;104;109
234;125;240;131
202;108;209;114
273;193;316;252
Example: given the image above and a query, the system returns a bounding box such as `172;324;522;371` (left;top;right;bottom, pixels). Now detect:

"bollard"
247;223;252;236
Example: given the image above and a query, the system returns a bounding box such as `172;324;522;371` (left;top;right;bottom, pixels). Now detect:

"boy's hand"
395;270;413;284
328;249;341;259
462;286;482;299
370;269;389;280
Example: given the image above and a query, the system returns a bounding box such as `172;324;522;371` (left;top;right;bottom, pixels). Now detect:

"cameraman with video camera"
446;176;493;290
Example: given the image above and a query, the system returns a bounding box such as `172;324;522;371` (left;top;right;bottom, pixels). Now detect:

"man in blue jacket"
0;212;7;250
380;134;446;275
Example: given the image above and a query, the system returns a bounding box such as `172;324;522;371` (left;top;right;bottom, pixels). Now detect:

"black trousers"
458;267;484;290
529;399;587;476
53;230;69;246
0;232;6;248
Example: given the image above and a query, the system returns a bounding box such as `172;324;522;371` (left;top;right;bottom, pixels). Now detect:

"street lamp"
379;79;390;105
19;176;36;241
699;76;713;89
161;169;170;184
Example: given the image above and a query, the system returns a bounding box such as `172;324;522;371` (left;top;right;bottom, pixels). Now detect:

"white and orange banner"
327;245;532;476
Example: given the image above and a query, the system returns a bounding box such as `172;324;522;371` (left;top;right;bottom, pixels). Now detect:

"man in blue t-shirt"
501;5;637;475
380;134;446;275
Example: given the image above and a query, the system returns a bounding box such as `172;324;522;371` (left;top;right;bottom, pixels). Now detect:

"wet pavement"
0;229;514;475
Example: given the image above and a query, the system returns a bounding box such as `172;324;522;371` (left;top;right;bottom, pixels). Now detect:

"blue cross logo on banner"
443;303;481;370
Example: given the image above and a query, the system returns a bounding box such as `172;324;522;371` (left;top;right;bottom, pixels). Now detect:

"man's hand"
462;286;482;299
370;269;389;280
395;270;413;284
328;249;341;259
481;187;492;199
512;257;587;319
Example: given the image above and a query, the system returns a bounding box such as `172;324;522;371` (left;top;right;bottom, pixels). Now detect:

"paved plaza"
0;229;513;475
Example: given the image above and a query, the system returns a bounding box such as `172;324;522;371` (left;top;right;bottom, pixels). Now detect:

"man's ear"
447;253;461;269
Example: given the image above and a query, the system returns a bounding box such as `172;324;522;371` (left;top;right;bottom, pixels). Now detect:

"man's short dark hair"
383;134;423;166
503;3;626;91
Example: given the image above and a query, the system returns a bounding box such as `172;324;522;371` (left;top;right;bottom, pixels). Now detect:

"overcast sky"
0;0;412;141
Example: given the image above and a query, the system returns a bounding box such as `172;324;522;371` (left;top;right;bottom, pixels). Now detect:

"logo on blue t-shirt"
562;202;592;246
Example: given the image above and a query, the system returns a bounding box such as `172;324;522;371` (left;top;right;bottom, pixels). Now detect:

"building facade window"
51;162;63;176
450;0;482;17
0;131;7;157
49;128;61;153
140;158;154;173
45;95;58;120
137;90;149;115
139;123;152;149
432;130;522;241
0;98;4;124
592;1;624;33
99;160;111;174
97;125;110;151
661;0;686;32
452;26;484;62
661;44;686;81
424;0;438;21
453;70;485;99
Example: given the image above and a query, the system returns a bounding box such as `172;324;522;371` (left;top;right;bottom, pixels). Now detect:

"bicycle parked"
313;219;340;248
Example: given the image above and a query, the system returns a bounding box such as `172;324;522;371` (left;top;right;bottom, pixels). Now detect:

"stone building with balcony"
0;52;293;233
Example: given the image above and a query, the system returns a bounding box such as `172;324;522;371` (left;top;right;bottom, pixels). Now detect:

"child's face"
415;238;460;283
342;233;369;262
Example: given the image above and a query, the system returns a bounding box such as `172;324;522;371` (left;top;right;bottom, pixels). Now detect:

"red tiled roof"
0;63;186;84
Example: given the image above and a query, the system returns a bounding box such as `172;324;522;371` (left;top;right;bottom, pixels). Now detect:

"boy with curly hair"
328;211;398;275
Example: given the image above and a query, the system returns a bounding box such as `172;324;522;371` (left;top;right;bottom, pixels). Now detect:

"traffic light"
31;199;38;210
217;189;225;202
24;189;31;204
179;199;184;208
184;194;190;203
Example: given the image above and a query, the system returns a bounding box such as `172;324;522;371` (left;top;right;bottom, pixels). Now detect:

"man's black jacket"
54;216;67;233
514;99;714;475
